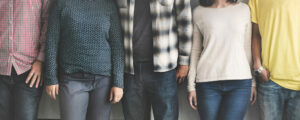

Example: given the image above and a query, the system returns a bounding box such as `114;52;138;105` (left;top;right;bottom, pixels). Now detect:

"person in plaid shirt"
0;1;51;120
116;0;193;119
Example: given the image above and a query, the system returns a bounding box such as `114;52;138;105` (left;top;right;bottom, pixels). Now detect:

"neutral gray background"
38;0;261;119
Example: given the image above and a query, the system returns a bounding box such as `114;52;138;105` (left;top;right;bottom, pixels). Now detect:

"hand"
259;69;270;82
176;65;189;84
188;91;197;110
46;84;59;100
250;87;257;105
26;61;43;88
109;87;123;104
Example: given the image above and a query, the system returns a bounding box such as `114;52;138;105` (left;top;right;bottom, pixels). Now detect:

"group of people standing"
0;0;299;120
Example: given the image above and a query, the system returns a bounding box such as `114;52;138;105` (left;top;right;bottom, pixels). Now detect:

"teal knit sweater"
44;0;124;88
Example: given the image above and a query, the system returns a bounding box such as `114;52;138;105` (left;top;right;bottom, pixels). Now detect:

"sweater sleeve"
175;0;193;65
44;0;62;85
187;21;203;92
108;8;125;88
245;20;256;87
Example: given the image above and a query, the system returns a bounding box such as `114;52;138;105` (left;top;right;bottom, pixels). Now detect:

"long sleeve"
108;9;125;88
175;0;193;65
36;0;51;62
44;0;62;85
245;21;256;87
187;22;203;92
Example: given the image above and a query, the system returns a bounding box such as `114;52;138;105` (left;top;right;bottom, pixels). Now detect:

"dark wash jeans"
59;72;112;120
122;62;178;120
0;67;42;120
196;79;252;120
257;80;300;120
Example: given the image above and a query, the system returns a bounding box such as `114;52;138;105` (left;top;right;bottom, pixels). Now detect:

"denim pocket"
258;80;281;89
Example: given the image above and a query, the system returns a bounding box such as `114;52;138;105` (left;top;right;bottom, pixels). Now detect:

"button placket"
8;0;14;54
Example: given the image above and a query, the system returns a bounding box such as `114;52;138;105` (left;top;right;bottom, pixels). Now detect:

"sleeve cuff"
179;55;190;65
187;85;196;92
113;75;124;88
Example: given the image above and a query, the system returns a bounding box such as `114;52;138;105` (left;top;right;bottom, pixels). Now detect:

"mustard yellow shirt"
249;0;300;90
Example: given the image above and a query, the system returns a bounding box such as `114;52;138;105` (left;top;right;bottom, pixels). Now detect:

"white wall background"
38;0;261;119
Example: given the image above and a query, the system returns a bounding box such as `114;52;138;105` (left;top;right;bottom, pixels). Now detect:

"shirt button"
9;21;13;25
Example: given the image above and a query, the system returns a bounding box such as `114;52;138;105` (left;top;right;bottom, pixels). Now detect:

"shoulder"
192;6;205;20
236;2;251;14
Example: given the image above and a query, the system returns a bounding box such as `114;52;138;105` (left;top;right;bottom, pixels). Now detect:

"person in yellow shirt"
249;0;300;120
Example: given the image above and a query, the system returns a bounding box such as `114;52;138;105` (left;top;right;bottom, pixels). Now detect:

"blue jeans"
0;68;42;120
196;80;252;120
257;80;300;120
122;62;178;120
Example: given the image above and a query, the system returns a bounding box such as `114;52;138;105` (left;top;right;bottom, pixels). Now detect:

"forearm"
252;23;262;69
44;0;61;85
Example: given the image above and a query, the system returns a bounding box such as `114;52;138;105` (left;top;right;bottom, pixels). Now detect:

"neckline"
200;2;241;9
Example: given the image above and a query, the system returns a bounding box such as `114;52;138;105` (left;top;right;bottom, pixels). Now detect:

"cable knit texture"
44;0;124;88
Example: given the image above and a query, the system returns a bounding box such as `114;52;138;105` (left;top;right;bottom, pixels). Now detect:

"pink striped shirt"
0;0;50;76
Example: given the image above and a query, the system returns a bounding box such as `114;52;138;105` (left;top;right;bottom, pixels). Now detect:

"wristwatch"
254;66;264;76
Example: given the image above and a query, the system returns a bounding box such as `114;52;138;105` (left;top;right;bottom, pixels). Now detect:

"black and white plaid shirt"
116;0;193;74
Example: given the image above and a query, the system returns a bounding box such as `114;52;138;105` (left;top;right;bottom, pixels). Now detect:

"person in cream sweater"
187;0;257;120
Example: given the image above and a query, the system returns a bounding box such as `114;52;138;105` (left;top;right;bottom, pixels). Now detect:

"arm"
108;10;125;89
107;8;125;104
37;0;51;62
25;0;52;88
175;0;193;65
245;21;256;87
187;15;203;110
252;23;262;70
44;0;62;100
246;21;257;105
174;0;193;83
252;23;270;82
187;23;202;92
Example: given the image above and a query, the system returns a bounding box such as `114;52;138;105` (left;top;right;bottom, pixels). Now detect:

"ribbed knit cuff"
113;74;124;88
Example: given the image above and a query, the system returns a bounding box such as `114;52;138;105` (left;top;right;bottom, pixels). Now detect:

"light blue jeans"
257;80;300;120
196;80;252;120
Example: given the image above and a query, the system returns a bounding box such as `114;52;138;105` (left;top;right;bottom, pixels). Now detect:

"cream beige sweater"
188;3;255;92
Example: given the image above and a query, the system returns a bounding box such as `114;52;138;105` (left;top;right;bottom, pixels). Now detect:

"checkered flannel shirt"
116;0;193;74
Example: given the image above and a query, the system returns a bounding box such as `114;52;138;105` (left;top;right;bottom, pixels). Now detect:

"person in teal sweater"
44;0;124;120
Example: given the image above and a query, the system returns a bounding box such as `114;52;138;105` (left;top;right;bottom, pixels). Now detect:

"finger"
56;86;59;95
177;77;183;84
25;71;34;84
109;90;113;102
189;97;195;110
30;74;38;88
46;89;51;97
250;90;253;101
40;79;43;86
35;75;41;88
180;77;186;83
252;91;257;105
52;88;57;100
193;96;197;106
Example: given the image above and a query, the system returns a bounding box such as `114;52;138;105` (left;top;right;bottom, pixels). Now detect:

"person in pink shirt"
0;1;51;120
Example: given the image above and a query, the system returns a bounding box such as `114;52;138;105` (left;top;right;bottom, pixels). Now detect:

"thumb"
109;89;113;102
193;96;197;106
